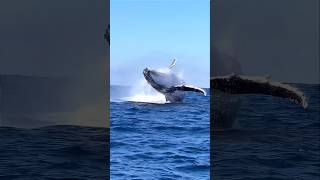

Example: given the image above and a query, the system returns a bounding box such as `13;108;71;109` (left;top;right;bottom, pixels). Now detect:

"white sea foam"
121;79;167;104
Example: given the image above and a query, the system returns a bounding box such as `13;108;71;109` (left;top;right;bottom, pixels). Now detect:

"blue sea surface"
110;86;210;179
0;75;110;179
0;125;109;179
212;84;320;179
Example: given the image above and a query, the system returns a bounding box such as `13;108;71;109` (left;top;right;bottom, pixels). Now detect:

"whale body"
211;48;308;129
143;59;206;102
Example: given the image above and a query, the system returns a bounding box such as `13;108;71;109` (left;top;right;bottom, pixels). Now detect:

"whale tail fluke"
211;74;308;109
167;85;206;96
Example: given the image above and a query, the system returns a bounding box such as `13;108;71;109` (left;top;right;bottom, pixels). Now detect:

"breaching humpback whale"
211;48;308;129
143;59;206;102
211;74;308;109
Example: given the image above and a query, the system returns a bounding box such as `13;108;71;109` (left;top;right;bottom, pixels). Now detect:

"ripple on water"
111;89;210;179
212;84;320;179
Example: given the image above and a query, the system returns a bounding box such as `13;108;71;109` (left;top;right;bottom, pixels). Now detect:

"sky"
0;0;109;127
110;0;210;87
0;0;107;79
211;0;319;84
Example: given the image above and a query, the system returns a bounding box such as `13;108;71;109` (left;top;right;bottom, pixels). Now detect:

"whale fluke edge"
211;74;308;109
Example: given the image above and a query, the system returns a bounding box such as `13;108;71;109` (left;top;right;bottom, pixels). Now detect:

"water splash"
122;80;167;104
114;64;184;104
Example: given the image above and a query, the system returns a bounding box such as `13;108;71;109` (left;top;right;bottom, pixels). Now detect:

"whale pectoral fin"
168;58;177;69
169;85;206;96
211;74;308;109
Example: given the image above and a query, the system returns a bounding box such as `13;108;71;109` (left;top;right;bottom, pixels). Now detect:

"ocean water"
0;125;109;179
211;84;320;179
110;86;210;179
0;75;109;179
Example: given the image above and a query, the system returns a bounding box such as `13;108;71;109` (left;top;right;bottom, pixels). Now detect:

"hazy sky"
111;0;210;87
0;0;107;79
212;0;319;84
0;0;109;127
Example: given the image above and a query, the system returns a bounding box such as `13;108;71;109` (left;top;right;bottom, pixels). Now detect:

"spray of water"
121;66;184;104
112;58;185;104
122;79;167;104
